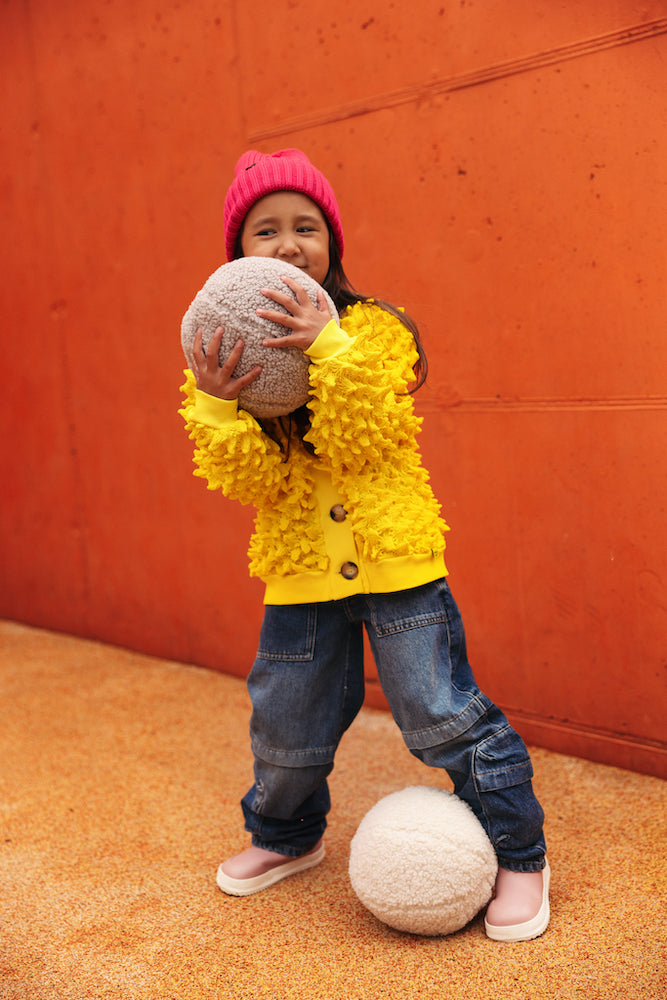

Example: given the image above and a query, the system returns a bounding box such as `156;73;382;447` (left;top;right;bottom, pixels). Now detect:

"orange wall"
1;1;666;778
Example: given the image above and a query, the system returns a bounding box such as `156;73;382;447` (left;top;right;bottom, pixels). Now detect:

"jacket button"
340;561;359;580
330;504;347;522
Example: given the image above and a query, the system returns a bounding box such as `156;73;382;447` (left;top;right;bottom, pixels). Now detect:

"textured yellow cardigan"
179;301;449;604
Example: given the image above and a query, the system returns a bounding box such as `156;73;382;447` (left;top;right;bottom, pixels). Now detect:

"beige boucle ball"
349;786;498;936
181;256;339;419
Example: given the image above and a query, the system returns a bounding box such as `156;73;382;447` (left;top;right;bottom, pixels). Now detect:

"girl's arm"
254;283;423;474
305;302;425;476
179;328;287;505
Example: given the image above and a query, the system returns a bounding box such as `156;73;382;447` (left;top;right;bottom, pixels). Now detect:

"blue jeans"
241;579;546;872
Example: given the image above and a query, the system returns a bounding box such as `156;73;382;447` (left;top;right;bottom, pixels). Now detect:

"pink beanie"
223;148;344;262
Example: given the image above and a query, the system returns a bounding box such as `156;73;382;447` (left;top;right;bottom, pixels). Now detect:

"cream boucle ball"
181;257;339;419
349;786;498;936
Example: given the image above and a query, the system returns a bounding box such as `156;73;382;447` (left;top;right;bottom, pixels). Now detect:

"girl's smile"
240;191;331;286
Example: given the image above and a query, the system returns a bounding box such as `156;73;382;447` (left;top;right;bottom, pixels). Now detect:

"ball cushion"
349;786;498;936
181;257;339;419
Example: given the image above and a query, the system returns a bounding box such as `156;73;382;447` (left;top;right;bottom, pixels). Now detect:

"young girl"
180;148;550;942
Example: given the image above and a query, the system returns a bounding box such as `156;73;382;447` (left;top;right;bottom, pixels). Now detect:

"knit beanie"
223;148;344;262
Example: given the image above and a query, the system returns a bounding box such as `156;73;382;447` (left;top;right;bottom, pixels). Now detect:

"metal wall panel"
1;1;665;775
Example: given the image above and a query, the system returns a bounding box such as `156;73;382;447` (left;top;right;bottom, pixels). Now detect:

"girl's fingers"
261;335;299;349
259;286;296;312
205;326;224;361
196;326;229;373
256;307;297;329
234;365;263;389
260;277;310;312
220;338;246;374
280;275;308;299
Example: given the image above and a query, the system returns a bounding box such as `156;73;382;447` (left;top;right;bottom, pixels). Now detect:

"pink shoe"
484;861;550;942
216;840;325;897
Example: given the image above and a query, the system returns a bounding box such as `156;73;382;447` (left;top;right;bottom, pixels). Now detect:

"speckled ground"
1;620;665;1000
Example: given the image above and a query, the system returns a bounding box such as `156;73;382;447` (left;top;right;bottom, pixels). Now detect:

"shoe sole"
484;860;551;943
216;844;326;897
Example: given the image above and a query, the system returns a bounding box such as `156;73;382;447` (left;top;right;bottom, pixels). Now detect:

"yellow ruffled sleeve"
305;303;423;476
304;303;448;562
178;370;286;505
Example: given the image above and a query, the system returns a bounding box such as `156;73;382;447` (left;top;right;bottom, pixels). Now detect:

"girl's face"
240;191;330;286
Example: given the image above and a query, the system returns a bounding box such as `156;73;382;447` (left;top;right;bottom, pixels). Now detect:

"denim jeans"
241;579;546;872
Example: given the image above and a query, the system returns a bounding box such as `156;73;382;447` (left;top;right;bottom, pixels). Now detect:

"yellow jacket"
179;301;449;604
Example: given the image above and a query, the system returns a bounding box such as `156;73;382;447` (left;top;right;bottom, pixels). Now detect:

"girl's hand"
192;326;262;399
257;275;331;351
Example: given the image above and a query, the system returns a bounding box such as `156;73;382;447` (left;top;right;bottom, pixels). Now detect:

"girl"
180;149;550;942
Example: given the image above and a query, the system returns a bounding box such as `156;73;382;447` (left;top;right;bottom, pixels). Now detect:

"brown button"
340;561;359;580
330;504;347;523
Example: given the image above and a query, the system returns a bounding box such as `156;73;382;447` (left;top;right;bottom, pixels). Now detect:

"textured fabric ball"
349;786;498;936
181;257;339;419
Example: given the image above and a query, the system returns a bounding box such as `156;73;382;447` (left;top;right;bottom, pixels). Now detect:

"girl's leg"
363;579;549;938
235;600;365;855
363;579;546;872
240;758;333;857
217;759;331;896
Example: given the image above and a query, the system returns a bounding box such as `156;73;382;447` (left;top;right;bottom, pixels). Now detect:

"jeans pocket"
369;582;448;637
256;604;318;662
473;725;535;793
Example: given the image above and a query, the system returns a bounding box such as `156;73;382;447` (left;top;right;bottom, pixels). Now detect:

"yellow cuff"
192;390;238;427
306;320;353;363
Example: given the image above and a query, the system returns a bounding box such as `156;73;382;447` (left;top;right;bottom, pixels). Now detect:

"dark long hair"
233;225;428;451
